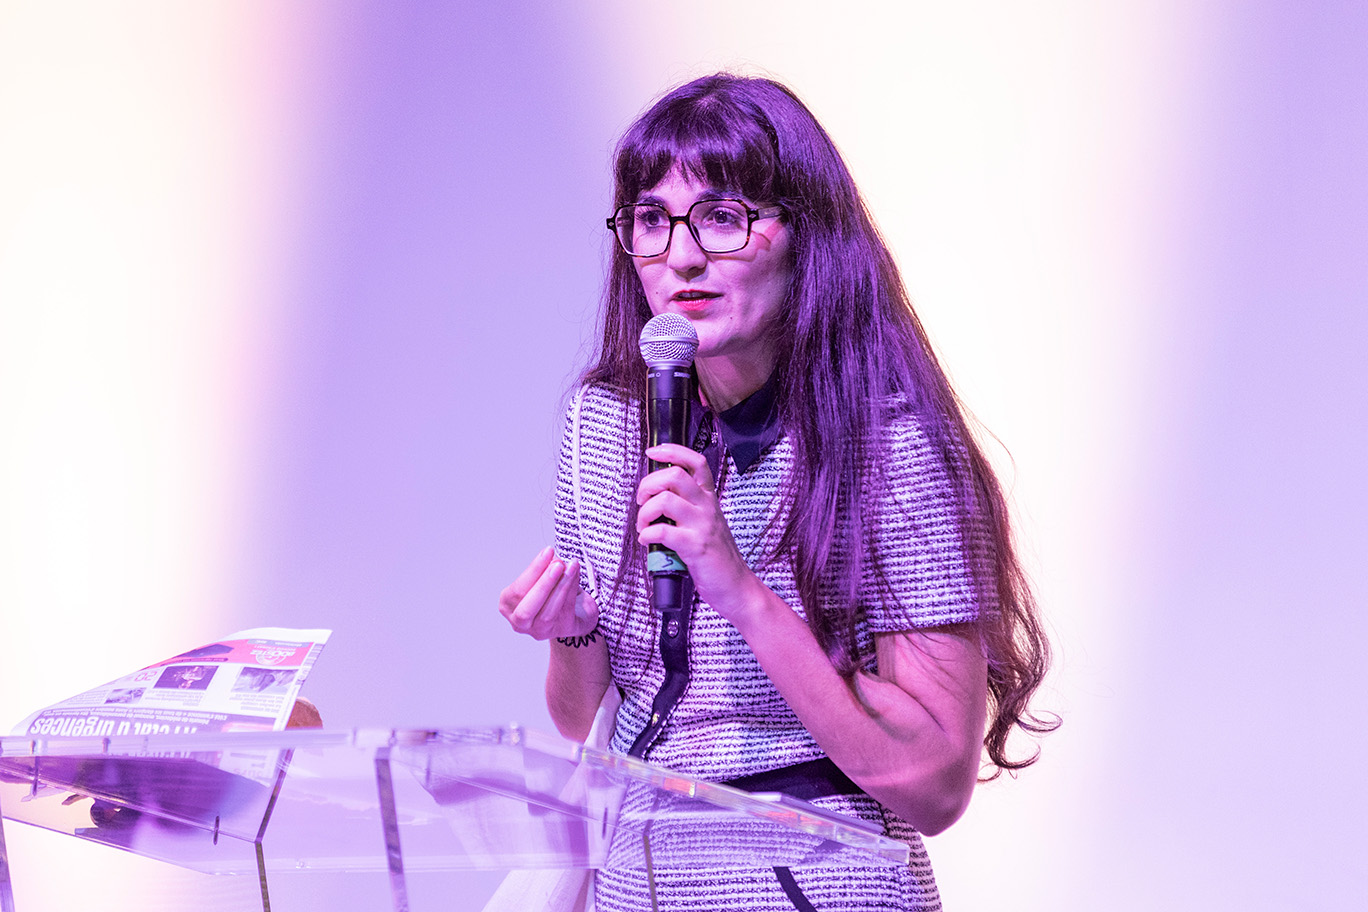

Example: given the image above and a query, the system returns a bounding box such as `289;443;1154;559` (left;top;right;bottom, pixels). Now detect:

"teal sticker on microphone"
647;550;687;573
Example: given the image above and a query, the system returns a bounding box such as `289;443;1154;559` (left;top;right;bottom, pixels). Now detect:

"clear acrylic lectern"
0;727;907;911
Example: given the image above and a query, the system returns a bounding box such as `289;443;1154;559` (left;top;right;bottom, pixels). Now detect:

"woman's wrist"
716;571;785;637
555;623;601;648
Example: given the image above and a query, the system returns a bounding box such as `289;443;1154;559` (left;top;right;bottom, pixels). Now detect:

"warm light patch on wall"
0;4;318;909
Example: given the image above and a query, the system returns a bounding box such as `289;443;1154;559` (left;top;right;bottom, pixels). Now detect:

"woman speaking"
499;73;1054;911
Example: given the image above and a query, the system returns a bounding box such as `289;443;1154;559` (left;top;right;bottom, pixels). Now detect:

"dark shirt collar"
706;371;782;474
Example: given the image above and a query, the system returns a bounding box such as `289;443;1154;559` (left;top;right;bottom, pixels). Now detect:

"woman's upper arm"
854;625;988;829
870;624;987;753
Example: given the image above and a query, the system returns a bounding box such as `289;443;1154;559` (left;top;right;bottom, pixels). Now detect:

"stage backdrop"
2;1;1364;909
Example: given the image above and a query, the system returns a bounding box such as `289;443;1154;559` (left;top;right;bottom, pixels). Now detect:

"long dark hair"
583;73;1056;775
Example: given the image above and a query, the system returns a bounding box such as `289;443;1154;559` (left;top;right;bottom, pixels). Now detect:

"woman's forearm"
545;637;612;742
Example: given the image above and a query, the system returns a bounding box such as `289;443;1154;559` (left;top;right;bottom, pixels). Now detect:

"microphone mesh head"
638;313;699;368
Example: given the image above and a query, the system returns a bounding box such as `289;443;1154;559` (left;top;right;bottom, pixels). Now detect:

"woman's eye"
635;208;668;229
701;205;745;229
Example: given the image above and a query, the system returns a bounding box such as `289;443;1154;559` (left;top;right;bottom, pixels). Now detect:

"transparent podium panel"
0;727;908;911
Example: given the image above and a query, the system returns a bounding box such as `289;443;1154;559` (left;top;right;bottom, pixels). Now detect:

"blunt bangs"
614;84;783;207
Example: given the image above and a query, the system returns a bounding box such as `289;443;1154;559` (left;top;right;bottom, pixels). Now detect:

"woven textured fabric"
553;383;994;910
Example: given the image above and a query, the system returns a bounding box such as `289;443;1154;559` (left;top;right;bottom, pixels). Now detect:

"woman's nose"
665;220;707;273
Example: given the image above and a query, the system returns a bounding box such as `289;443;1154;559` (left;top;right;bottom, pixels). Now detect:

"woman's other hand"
499;546;599;641
501;546;611;742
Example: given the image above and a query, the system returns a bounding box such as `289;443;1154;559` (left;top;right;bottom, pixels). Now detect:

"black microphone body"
638;314;700;618
646;361;695;617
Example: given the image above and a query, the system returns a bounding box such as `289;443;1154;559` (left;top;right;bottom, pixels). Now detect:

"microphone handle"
645;366;693;612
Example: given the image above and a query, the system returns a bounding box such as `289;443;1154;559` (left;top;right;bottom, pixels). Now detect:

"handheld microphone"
628;312;699;758
638;313;699;614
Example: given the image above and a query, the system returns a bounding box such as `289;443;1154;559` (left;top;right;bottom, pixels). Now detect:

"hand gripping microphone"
638;312;699;615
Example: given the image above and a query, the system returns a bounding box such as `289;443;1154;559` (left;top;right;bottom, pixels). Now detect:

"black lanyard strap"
626;411;716;759
626;593;693;758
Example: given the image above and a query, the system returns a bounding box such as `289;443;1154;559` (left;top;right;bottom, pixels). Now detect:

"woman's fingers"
498;545;556;618
643;444;714;494
636;487;688;530
631;446;755;610
637;467;709;507
534;562;595;638
500;549;598;641
501;547;571;624
507;559;570;632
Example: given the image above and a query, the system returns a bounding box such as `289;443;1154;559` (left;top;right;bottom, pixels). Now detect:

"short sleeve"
552;384;638;603
552;390;587;588
860;416;997;634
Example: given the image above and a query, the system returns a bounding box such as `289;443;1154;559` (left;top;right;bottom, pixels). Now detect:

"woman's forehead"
637;165;731;201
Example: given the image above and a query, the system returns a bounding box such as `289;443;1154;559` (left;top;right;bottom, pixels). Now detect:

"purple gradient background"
2;1;1366;909
1099;3;1368;903
228;3;613;734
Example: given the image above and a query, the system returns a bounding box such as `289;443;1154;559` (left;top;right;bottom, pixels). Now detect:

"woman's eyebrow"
634;187;736;207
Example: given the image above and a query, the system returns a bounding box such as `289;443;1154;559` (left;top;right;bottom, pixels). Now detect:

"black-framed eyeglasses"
607;198;785;257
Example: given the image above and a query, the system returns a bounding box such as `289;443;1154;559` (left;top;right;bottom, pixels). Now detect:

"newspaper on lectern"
13;626;330;745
